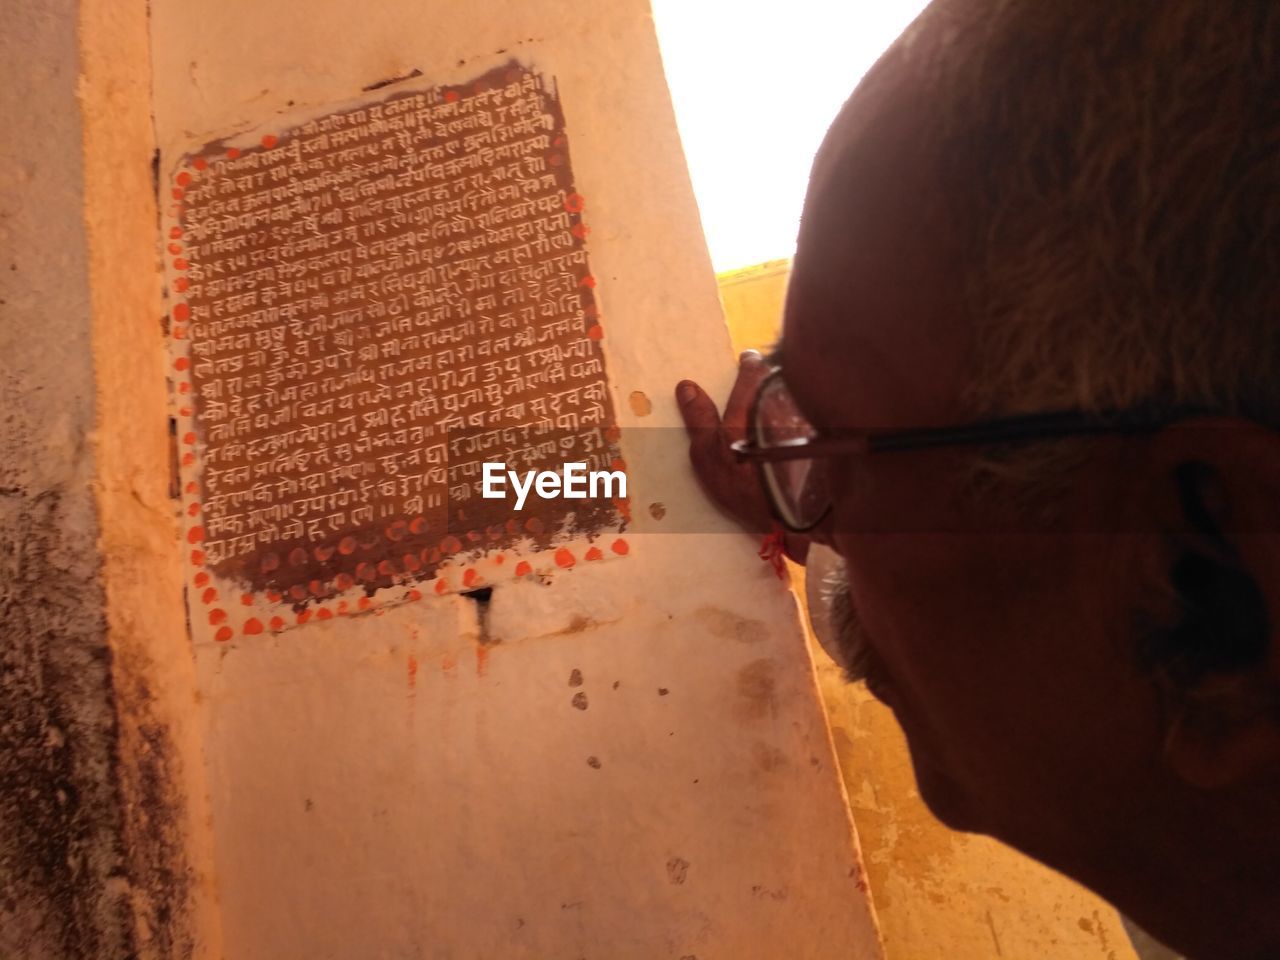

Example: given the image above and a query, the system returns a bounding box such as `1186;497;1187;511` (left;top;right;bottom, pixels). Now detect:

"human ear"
1137;421;1280;790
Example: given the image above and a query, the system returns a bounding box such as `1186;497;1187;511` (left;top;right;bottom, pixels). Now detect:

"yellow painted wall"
717;258;792;355
718;264;1141;960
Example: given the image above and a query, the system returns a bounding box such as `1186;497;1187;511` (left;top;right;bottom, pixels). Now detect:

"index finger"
721;350;771;442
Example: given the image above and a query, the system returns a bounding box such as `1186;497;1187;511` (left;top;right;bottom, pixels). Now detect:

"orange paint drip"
169;225;183;239
193;571;210;588
405;589;421;602
184;481;197;495
317;607;333;621
174;357;189;372
493;554;505;565
585;546;603;561
186;502;200;517
239;593;253;606
554;548;576;568
181;452;195;467
475;645;489;677
296;610;312;625
215;625;233;642
175;171;192;186
177;381;190;393
227;147;240;159
187;525;205;544
514;560;532;577
192;157;207;171
434;578;448;595
171;187;184;201
462;568;481;588
175;277;189;292
337;600;350;614
358;597;372;611
611;538;630;556
243;618;264;636
208;608;227;626
190;549;205;566
262;134;278;148
200;587;217;605
587;324;604;340
269;616;285;632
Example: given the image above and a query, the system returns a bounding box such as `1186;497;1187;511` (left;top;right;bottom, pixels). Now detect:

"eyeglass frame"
729;367;1202;532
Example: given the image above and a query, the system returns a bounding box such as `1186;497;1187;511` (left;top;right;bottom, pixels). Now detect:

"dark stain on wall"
1;5;196;951
0;489;135;959
0;333;197;960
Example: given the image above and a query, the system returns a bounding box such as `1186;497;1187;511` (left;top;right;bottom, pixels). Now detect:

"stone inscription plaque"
169;63;624;607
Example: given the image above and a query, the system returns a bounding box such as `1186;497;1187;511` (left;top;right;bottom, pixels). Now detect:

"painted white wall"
149;1;884;956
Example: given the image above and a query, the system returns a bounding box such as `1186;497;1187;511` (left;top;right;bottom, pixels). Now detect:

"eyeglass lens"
753;375;832;529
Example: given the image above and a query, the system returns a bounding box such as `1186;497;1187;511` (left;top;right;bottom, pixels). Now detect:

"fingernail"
740;349;762;363
676;381;697;404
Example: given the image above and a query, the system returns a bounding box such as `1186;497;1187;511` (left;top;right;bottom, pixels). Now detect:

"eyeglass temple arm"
731;408;1196;463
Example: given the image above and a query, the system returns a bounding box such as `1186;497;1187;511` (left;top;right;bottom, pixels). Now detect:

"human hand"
676;350;807;563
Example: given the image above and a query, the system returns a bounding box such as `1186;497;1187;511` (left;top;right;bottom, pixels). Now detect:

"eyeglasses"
730;367;1193;532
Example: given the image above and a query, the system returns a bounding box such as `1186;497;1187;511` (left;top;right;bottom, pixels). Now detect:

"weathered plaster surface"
79;0;223;954
149;0;883;956
0;2;133;956
1;2;218;957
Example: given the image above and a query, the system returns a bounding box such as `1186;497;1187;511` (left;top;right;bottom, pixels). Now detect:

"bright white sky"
650;0;930;272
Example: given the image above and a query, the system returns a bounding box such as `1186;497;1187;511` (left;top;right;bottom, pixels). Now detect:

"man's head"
781;0;1280;952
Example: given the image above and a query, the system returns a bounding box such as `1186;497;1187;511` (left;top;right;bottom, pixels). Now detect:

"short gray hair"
906;0;1278;429
901;0;1279;694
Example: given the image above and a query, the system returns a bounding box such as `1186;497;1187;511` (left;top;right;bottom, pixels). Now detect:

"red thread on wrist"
758;526;788;580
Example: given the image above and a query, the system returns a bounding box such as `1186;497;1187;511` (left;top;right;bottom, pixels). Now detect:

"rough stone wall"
0;2;136;956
